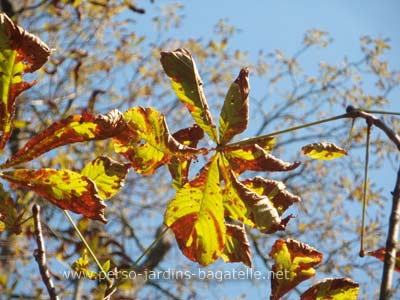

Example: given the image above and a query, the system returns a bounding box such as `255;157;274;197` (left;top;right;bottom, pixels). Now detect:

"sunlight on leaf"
1;110;126;169
0;183;23;234
72;249;99;280
160;48;218;142
300;277;359;300
221;224;252;267
164;156;225;266
0;169;107;223
81;156;130;200
269;239;323;300
302;142;347;160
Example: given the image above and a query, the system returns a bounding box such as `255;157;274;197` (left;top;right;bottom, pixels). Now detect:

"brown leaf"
300;277;359;300
222;224;252;267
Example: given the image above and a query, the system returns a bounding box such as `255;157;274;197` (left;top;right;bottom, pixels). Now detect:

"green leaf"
300;278;359;300
221;224;252;268
168;124;204;189
160;48;218;142
0;182;23;234
1;110;126;169
113;106;203;175
164;156;225;266
81;156;130;200
0;13;51;152
102;260;111;273
269;239;323;300
72;249;99;280
219;68;250;145
0;169;107;223
302;141;347;160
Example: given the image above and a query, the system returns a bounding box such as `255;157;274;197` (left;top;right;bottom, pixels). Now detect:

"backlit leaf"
221;224;252;268
219;68;249;145
0;13;51;151
1;109;126;169
168;124;204;189
0;169;107;223
113;106;202;175
367;248;400;272
269;239;323;300
0;182;23;234
72;249;99;280
302;142;347;160
300;277;359;300
224;143;300;174
81;156;130;200
164;156;225;266
160;48;218;142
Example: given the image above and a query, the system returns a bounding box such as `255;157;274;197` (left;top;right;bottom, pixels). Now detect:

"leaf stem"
63;210;112;285
363;110;400;116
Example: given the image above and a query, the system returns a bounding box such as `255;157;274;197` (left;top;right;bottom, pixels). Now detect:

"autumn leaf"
113;106;203;175
224;143;300;174
367;248;400;272
302;142;347;160
300;278;359;300
0;183;23;234
221;224;252;268
72;249;99;280
168;124;204;189
0;169;107;223
269;239;323;300
1;109;126;169
81;156;130;200
164;156;225;266
219;68;249;145
160;48;218;143
0;13;52;151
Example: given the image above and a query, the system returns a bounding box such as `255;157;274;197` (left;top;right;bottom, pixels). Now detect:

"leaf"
0;13;52;151
219;68;249;145
168;124;204;189
302;142;347;160
224;143;300;174
242;176;301;216
113;106;203;175
0;169;107;223
221;224;252;268
269;239;323;300
367;248;400;272
1;109;126;169
160;48;218;142
72;249;99;280
164;156;225;266
0;182;23;234
81;156;130;200
300;278;359;300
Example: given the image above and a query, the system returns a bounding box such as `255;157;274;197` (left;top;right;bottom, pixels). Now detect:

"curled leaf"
1;109;126;169
81;156;130;200
269;239;323;300
113;106;203;175
300;278;359;300
302;142;347;160
160;48;218;142
221;224;252;268
0;169;107;223
164;156;225;266
219;68;249;145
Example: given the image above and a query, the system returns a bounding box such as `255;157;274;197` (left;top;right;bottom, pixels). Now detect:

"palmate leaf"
113;106;203;175
367;248;400;272
219;68;250;145
160;48;218;143
224;142;300;174
81;156;130;200
221;224;252;268
302;141;347;160
269;239;323;300
168;124;204;189
0;182;23;234
0;169;107;223
0;13;51;151
1;110;126;169
300;278;359;300
164;156;225;266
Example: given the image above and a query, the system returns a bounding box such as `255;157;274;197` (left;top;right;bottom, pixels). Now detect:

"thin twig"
32;204;59;300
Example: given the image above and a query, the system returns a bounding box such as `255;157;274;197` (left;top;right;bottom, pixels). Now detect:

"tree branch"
32;204;59;300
